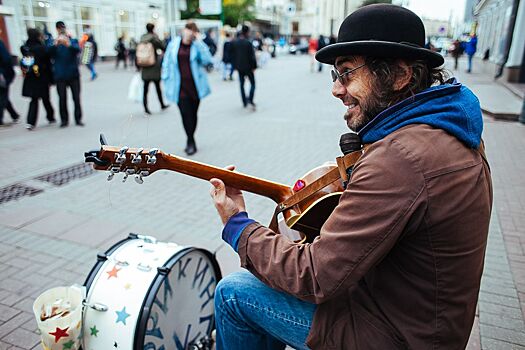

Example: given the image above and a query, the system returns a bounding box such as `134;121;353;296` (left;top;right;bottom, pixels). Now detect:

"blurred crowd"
0;19;287;157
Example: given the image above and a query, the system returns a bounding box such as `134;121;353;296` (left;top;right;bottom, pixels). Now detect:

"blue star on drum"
115;306;130;325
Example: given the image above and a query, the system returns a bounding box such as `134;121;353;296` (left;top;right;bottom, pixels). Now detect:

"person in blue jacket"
465;33;477;73
162;21;213;156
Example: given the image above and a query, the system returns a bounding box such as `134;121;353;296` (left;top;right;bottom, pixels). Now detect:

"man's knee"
214;270;260;307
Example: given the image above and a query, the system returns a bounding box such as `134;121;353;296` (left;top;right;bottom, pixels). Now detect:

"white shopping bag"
127;73;143;103
33;285;85;350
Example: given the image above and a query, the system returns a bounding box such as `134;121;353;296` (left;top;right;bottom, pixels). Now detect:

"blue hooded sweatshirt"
222;79;483;252
358;78;483;149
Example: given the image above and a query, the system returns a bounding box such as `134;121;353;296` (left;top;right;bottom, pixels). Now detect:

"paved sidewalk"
0;56;524;349
448;57;523;120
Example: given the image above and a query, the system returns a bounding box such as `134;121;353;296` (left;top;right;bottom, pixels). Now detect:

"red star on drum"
106;266;121;279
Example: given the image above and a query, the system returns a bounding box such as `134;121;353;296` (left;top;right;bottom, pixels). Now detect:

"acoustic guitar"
85;134;363;243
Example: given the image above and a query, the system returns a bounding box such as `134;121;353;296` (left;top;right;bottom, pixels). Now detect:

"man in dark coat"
48;21;83;127
221;32;234;81
0;37;20;126
231;25;257;110
209;4;492;350
21;28;55;130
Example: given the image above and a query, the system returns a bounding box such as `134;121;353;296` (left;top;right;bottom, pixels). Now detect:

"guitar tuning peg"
147;148;158;165
131;148;144;164
116;146;129;164
135;175;144;184
122;173;129;182
107;172;115;181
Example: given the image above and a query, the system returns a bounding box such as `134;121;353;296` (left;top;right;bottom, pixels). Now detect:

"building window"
32;1;50;18
116;10;136;39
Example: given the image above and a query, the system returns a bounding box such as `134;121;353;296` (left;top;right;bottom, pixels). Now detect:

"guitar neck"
160;152;292;203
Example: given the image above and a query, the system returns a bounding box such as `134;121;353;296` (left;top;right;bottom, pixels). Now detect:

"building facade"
2;0;172;58
475;0;525;82
253;0;361;38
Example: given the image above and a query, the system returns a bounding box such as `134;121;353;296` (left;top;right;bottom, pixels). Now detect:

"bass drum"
82;233;221;350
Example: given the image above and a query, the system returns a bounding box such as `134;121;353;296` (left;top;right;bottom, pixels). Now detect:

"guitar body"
281;164;345;243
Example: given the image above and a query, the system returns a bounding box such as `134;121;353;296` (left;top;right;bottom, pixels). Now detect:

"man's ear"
393;60;412;91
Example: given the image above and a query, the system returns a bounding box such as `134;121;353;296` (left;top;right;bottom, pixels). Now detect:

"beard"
345;79;394;132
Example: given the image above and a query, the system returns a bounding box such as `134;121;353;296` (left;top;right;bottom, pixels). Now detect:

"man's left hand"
210;166;247;225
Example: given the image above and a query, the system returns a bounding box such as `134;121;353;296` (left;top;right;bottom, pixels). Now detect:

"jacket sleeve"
238;139;427;304
195;40;213;66
69;39;80;54
249;45;257;70
161;41;174;80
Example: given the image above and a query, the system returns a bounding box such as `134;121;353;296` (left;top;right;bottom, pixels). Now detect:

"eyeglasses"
331;63;366;85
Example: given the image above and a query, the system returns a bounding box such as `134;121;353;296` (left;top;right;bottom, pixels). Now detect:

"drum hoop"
132;247;222;350
83;233;139;290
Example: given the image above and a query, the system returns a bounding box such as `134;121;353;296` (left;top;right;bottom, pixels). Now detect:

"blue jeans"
214;270;316;350
467;54;473;72
86;63;97;79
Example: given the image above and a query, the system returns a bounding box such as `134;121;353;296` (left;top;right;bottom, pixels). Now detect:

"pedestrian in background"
203;28;217;56
20;28;55;130
465;33;477;73
222;32;234;81
0;38;19;126
81;34;98;80
162;21;213;156
308;36;318;72
232;25;257;110
48;21;83;127
139;23;168;115
114;36;127;69
317;35;327;72
450;38;463;70
128;38;137;69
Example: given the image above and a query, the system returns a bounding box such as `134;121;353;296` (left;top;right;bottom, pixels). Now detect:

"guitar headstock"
85;145;166;184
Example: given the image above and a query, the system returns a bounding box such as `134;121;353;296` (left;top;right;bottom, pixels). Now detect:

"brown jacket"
238;124;492;349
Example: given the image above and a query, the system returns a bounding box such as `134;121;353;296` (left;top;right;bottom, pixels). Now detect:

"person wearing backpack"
20;28;56;130
139;23;168;115
162;21;213;156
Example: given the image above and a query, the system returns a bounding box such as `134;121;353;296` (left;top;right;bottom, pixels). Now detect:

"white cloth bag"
33;285;85;350
127;73;143;103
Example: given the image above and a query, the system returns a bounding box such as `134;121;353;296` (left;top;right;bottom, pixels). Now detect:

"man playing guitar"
209;4;492;350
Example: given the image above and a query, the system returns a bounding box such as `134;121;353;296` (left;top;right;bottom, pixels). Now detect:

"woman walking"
162;22;213;156
20;28;55;130
139;23;168;115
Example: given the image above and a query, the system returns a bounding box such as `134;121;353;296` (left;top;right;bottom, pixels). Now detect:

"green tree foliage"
360;0;392;7
180;0;256;27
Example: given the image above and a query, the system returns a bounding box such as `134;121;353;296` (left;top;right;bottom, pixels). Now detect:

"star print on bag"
49;326;69;343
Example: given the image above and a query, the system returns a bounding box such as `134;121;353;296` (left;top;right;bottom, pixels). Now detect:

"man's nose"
332;80;346;99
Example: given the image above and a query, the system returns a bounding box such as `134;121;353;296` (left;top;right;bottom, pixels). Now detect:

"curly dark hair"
361;57;449;121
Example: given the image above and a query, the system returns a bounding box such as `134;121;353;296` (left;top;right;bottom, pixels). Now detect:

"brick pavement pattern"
0;55;523;349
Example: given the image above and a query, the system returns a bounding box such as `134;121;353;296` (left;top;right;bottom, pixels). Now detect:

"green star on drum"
90;325;99;337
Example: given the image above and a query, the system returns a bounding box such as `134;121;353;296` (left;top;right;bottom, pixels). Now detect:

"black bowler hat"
316;4;444;68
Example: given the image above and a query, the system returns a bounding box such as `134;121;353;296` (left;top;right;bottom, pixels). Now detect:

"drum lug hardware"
158;266;170;275
83;301;108;312
97;253;108;261
137;235;157;244
137;262;152;272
